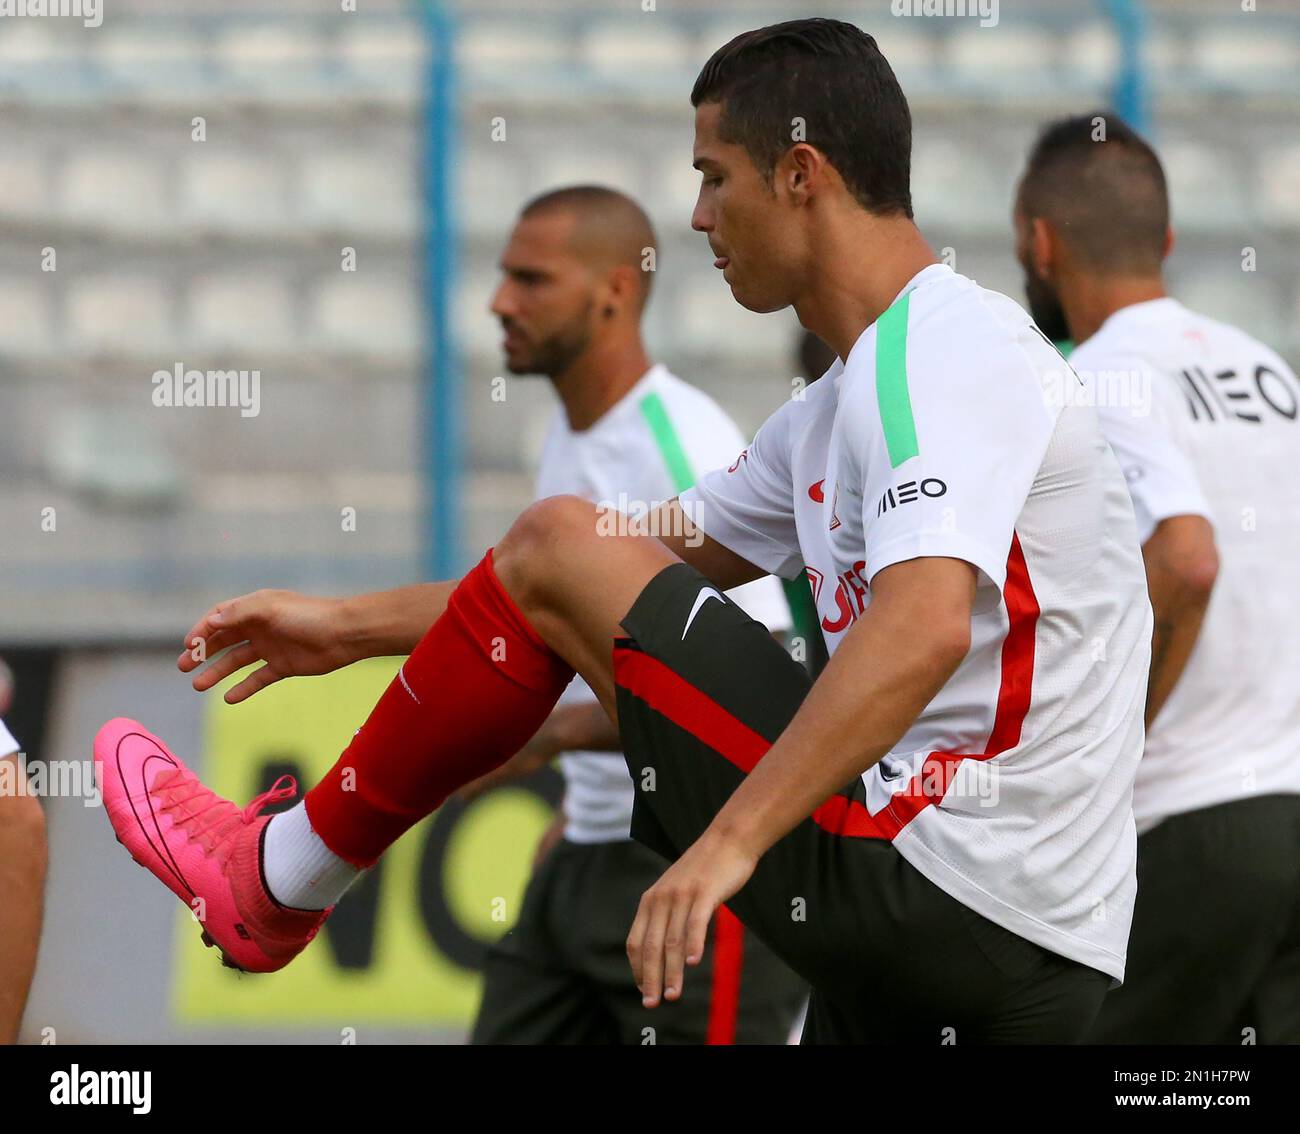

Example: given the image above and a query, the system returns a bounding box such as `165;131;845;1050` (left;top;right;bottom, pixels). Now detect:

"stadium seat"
67;277;172;353
909;138;1005;230
181;150;287;233
1144;29;1188;82
459;149;532;238
578;21;694;83
534;151;641;200
0;280;54;354
336;21;429;93
1061;21;1120;87
91;26;210;91
61;152;172;233
458;21;570;83
695;19;756;64
213;23;329;90
299;153;419;237
189;275;297;351
47;407;184;508
311;276;421;355
455;270;502;359
0;150;47;219
1255;143;1300;227
870;23;939;86
1189;26;1299;89
1162;139;1249;230
0;20;65;65
946;26;1057;89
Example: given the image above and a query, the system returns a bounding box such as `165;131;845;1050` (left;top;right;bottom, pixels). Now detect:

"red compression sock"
304;548;575;866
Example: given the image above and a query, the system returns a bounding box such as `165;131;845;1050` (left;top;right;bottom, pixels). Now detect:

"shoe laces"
156;769;299;856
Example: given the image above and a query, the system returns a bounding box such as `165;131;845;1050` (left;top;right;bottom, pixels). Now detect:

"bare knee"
494;494;603;612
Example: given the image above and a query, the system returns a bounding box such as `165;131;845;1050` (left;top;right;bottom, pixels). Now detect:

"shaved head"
520;185;657;310
1018;113;1169;275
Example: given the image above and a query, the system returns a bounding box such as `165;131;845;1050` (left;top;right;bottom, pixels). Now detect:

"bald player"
1015;113;1300;1043
464;186;806;1044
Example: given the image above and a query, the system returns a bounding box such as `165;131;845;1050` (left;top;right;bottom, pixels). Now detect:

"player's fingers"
684;899;714;970
190;643;263;693
177;627;243;672
178;594;264;669
626;895;650;991
661;890;695;1003
223;662;281;705
637;890;672;1008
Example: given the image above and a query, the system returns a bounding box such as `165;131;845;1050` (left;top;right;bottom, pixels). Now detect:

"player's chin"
730;283;792;316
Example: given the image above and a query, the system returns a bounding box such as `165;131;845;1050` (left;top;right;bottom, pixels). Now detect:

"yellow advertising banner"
171;659;557;1027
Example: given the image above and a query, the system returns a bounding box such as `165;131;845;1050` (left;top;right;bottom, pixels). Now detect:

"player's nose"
489;281;515;318
691;195;712;234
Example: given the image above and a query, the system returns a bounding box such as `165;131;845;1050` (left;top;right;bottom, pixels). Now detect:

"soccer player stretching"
96;20;1150;1044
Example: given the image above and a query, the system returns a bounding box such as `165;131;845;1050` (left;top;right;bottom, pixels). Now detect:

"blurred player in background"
0;662;47;1043
462;185;805;1043
1015;113;1300;1043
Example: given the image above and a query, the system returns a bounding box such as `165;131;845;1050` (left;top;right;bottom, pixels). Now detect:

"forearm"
1142;517;1217;727
339;581;459;659
0;757;47;1044
706;589;967;861
648;499;768;591
547;700;622;753
1146;600;1208;727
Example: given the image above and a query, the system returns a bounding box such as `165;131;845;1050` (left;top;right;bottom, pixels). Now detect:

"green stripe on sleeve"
639;391;696;492
875;292;919;468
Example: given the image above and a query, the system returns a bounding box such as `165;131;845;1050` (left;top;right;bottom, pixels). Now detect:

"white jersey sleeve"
1072;348;1213;544
679;397;804;580
0;718;18;758
840;308;1060;608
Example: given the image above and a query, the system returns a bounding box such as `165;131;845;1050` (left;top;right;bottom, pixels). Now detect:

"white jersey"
0;719;16;757
680;264;1151;983
1072;297;1300;834
536;364;792;844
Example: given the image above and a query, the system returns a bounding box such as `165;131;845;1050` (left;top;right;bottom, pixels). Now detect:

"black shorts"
613;562;1111;1045
471;838;807;1045
1088;792;1300;1045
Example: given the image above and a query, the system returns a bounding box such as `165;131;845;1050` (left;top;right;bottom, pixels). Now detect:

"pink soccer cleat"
94;717;331;973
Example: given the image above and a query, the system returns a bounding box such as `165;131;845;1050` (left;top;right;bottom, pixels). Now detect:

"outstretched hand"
178;590;358;704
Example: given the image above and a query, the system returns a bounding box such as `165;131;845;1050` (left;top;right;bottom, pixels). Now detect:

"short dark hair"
1019;112;1169;274
519;184;658;306
692;18;913;218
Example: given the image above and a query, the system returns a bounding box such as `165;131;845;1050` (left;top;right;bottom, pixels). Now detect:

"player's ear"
1029;216;1057;280
785;143;820;204
1162;224;1175;261
604;264;639;317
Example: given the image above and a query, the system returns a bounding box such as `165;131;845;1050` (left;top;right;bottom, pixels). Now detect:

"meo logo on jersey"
877;477;947;516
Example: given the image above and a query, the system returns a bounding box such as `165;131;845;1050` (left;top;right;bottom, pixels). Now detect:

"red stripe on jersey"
706;905;745;1044
882;532;1040;834
610;533;1040;842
